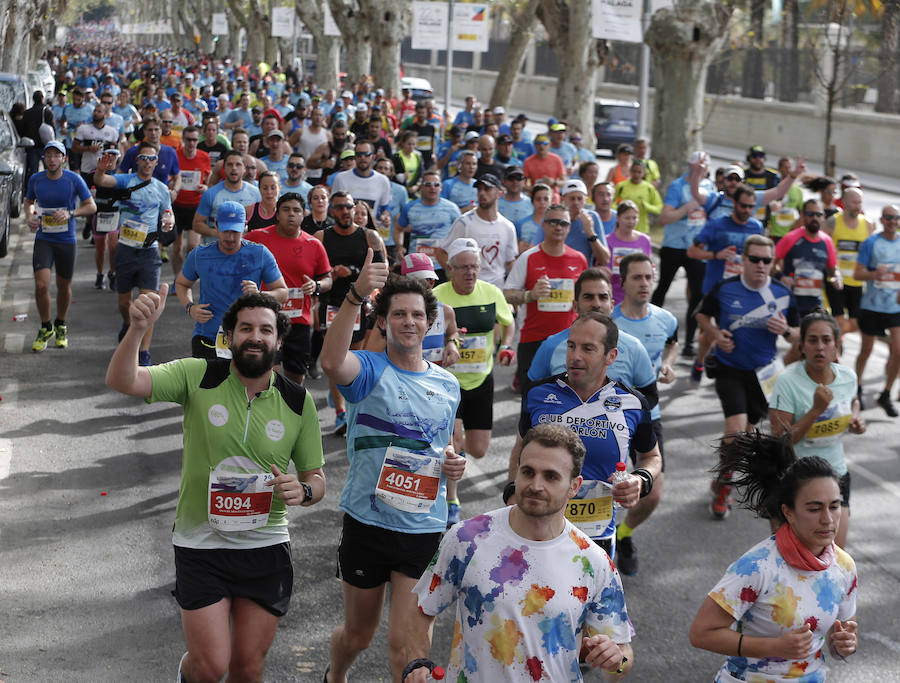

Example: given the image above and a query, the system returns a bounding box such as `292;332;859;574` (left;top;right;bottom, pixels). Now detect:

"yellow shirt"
831;212;869;287
614;180;663;234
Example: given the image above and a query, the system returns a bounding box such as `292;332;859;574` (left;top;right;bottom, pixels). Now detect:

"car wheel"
8;187;20;218
0;209;9;258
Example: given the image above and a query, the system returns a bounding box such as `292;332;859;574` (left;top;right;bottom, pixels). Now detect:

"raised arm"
106;285;169;396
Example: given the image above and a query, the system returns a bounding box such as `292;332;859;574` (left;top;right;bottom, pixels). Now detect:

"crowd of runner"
19;36;891;681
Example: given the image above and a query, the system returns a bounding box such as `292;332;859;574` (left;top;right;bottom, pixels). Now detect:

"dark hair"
373;274;438;329
574;267;611;301
182;124;199;136
137;141;157;154
800;308;840;345
572;311;618;353
231;127;249;140
531;182;552;199
713;431;839;522
733;184;756;204
546;202;568;213
288;152;305;162
619;251;652;280
223;149;245;164
520;423;585;479
802;198;821;213
804;175;836;192
277;192;306;212
578;160;599;177
330;190;354;206
221;292;290;339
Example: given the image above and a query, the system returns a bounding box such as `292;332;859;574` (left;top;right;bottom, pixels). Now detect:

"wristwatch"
300;481;313;503
314;280;321;297
632;468;654;498
184;302;194;314
587;234;599;242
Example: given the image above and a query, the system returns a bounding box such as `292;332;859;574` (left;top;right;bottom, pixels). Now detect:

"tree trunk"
876;0;900;113
742;0;765;99
537;0;597;140
295;0;341;90
779;0;799;102
644;0;733;189
329;0;372;83
359;0;410;95
490;0;540;109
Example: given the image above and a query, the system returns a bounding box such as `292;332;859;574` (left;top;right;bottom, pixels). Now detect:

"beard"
807;221;821;233
231;340;276;378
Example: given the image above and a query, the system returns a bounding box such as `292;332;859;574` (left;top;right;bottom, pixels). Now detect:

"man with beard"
774;198;840;363
176;201;288;359
193;150;262;245
405;424;634;683
280;152;313;203
105;290;325;683
308;119;350;186
246;193;332;383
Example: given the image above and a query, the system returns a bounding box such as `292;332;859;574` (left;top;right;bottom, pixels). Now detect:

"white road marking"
2;333;26;354
0;438;11;481
867;631;900;653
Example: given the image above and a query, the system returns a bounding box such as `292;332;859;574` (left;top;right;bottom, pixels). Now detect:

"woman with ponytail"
689;433;859;682
768;310;865;548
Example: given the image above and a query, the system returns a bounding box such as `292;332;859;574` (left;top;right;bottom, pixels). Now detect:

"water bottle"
612;462;629;510
12;314;27;322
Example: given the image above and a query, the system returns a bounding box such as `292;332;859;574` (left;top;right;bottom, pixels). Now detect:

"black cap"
504;166;525;179
474;173;502;189
497;134;513;144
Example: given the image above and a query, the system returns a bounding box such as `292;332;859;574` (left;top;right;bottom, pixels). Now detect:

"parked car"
400;76;434;101
35;59;55;97
593;98;639;154
26;71;44;99
0;72;33;110
0;109;33;256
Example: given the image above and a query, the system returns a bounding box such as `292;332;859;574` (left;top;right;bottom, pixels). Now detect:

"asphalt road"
1;200;899;681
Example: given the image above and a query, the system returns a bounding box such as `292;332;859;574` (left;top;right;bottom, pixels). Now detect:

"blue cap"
216;201;246;232
44;140;67;155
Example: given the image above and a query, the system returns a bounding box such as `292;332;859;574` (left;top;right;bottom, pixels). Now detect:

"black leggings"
651;246;706;346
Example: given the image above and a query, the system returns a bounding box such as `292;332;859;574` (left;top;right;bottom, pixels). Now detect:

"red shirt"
174;148;211;208
245;227;331;326
506;244;587;343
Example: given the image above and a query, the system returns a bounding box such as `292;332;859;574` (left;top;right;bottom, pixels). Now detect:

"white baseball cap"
562;179;587;196
447;237;480;263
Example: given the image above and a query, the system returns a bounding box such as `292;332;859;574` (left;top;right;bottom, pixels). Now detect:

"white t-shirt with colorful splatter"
413;506;634;682
709;535;858;683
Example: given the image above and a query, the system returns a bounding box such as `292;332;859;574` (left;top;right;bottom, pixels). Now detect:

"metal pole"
445;0;454;115
291;12;298;69
637;0;651;138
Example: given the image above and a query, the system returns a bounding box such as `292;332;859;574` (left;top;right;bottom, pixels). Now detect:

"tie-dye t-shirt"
413;506;634;682
709;535;857;683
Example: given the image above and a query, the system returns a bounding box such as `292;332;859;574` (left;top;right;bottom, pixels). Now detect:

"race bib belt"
793;266;823;298
95;210;120;233
326;304;361;331
874;263;900;290
215;325;233;359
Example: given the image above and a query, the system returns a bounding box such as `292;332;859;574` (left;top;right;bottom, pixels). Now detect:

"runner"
176;201;288;359
105;290;325;683
193;150;262;244
245;171;280;233
405;424;634;683
25;141;96;352
606;201;652;305
320;254;465;683
394;169;460;279
824;187;872;335
172;124;211;272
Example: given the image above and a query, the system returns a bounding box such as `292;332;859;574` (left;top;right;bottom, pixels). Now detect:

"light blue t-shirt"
338;351;461;534
181;241;282;339
497;195;534;228
662;173;716;250
516;214;542;245
112;173;173;248
611;304;679;420
857;232;900;314
528;327;656;396
549;141;577;167
536;210;609;266
259;154;289;182
62;103;92;144
196;181;262;243
440;176;477;210
383;181;410;248
280;180;313;205
769;362;857;475
398;198;461;269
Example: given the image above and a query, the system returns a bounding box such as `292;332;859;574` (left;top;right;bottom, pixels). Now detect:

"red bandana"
775;523;835;572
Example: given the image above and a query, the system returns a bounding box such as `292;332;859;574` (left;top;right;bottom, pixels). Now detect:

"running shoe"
690;362;704;387
709;475;732;520
107;271;116;290
681;343;695;358
176;651;188;683
876;390;898;418
138;350;152;367
54;323;68;348
446;501;461;528
32;326;54;352
616;536;638;575
94;273;104;289
334;411;347;436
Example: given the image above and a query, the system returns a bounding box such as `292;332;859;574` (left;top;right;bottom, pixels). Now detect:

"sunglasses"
750;152;765;158
545;218;571;227
570;137;582;142
884;214;900;221
737;201;756;209
161;120;173;124
136;154;158;161
421;181;441;187
535;141;549;146
356;151;373;157
805;211;824;217
287;163;305;169
746;255;773;264
183;137;199;143
332;203;355;210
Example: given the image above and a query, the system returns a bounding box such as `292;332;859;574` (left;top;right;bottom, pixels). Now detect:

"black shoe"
616;536;638;575
681;343;695;358
82;222;91;240
107;271;116;290
876;390;898;417
94;273;104;290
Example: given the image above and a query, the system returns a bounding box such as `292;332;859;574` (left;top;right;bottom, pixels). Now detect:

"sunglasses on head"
746;255;772;264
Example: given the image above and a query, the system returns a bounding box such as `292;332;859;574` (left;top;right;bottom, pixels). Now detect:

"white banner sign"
212;12;228;35
592;0;643;43
451;4;489;52
271;6;296;37
324;4;340;37
412;1;448;50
